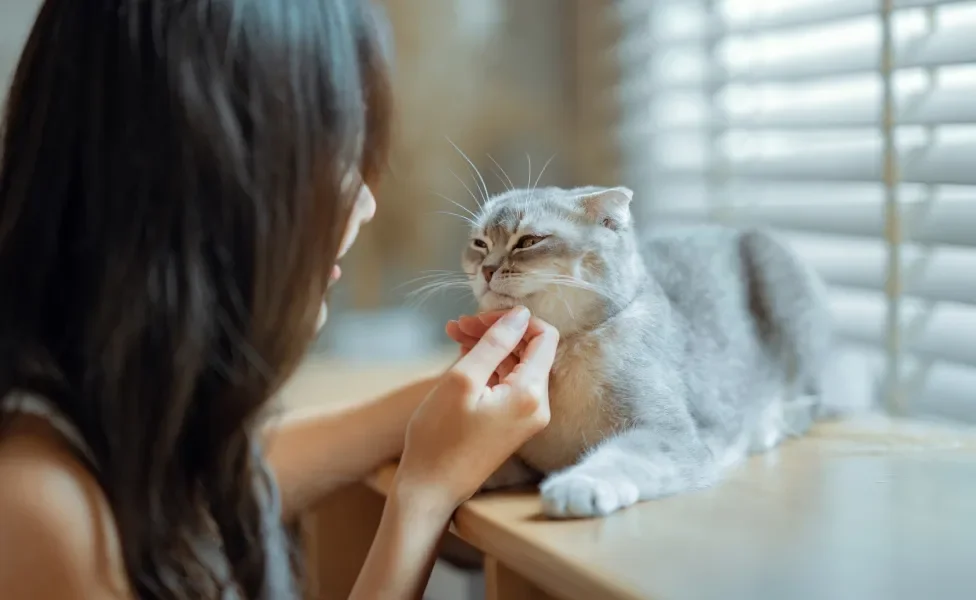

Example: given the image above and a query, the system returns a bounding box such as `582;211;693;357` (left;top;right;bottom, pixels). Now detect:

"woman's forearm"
264;376;437;519
349;482;453;600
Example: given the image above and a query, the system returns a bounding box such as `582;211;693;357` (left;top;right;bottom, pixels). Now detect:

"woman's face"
317;183;376;329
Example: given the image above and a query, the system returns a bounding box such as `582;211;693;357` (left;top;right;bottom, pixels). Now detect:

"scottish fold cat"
462;185;833;518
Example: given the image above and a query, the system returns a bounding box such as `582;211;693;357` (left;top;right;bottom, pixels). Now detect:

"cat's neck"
530;251;652;337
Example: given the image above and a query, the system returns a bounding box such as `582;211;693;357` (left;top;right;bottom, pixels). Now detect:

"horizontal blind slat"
827;344;976;423
915;361;976;423
831;291;976;365
619;0;973;41
648;196;976;247
783;235;976;304
621;85;976;132
621;27;976;87
638;141;976;185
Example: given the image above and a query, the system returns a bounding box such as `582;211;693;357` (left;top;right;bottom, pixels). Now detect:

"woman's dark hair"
0;0;391;597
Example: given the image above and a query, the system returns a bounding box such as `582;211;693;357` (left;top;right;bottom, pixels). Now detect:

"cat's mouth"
486;280;521;300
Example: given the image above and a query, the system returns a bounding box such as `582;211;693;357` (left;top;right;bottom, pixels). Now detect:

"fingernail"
504;306;530;327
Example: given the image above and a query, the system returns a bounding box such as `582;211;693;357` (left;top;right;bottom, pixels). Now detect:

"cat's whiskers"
532;153;556;191
433;192;478;221
408;285;472;307
399;270;476;286
522;273;629;308
554;280;577;322
403;272;476;307
447;137;490;206
514;193;530;220
493;273;630;315
449;169;484;209
398;270;475;293
487;154;515;192
488;165;510;193
434;210;477;228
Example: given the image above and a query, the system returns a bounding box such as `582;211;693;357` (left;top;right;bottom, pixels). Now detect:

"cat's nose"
482;265;498;283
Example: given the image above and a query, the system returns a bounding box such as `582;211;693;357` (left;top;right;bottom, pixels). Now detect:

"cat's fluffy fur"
462;185;834;518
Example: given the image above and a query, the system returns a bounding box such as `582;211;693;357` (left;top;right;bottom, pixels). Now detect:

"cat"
462;185;834;518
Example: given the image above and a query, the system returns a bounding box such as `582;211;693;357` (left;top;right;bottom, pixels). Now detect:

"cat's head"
462;186;644;334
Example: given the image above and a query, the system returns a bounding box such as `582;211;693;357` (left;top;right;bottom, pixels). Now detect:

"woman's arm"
0;417;132;599
349;309;559;599
264;376;437;519
348;480;453;600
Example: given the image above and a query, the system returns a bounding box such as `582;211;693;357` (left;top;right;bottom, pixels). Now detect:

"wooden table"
281;356;976;600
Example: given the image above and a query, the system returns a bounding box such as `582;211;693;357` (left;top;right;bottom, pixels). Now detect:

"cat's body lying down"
462;185;833;518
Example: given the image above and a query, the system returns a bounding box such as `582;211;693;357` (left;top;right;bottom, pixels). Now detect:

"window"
612;0;976;422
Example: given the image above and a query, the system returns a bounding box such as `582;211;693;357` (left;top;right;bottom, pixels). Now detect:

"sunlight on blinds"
615;0;976;422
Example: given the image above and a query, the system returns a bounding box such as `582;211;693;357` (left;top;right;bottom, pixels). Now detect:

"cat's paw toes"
539;471;639;518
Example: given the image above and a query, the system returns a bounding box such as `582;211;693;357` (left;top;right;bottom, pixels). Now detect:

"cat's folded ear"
576;186;634;231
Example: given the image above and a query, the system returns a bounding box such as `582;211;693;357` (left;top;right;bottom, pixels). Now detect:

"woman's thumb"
452;307;530;384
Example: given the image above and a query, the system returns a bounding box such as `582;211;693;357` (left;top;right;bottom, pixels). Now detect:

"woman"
0;1;557;599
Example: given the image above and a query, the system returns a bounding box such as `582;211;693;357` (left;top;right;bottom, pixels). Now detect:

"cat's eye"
472;239;488;250
514;235;546;250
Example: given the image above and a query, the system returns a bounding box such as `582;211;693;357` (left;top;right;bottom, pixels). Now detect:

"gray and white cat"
462;185;834;518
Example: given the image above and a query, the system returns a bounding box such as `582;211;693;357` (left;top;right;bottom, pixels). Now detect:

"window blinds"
613;0;976;422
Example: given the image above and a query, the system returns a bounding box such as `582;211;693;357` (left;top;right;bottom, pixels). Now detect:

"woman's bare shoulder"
0;415;132;599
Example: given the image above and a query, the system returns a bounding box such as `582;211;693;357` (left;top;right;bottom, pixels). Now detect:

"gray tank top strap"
1;391;98;468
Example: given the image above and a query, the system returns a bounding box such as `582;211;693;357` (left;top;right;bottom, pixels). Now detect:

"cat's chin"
479;290;523;312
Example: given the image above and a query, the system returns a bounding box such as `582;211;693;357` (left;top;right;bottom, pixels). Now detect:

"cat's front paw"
539;470;640;518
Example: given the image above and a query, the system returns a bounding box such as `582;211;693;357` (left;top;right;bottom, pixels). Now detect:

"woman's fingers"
452;310;556;385
452;312;550;372
450;321;510;366
507;317;559;385
497;354;518;381
456;310;508;337
456;316;483;336
452;307;531;386
446;320;479;347
472;310;507;328
458;311;552;343
514;340;527;358
457;313;494;336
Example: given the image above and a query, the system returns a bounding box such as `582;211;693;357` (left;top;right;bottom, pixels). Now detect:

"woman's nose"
482;265;498;282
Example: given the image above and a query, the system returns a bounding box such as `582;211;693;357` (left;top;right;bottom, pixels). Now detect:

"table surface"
282;356;976;600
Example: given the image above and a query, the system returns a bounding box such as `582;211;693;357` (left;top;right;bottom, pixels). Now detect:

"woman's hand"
351;308;556;600
394;306;559;514
445;310;527;386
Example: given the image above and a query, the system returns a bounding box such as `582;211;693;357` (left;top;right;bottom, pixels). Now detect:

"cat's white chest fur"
517;332;624;473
